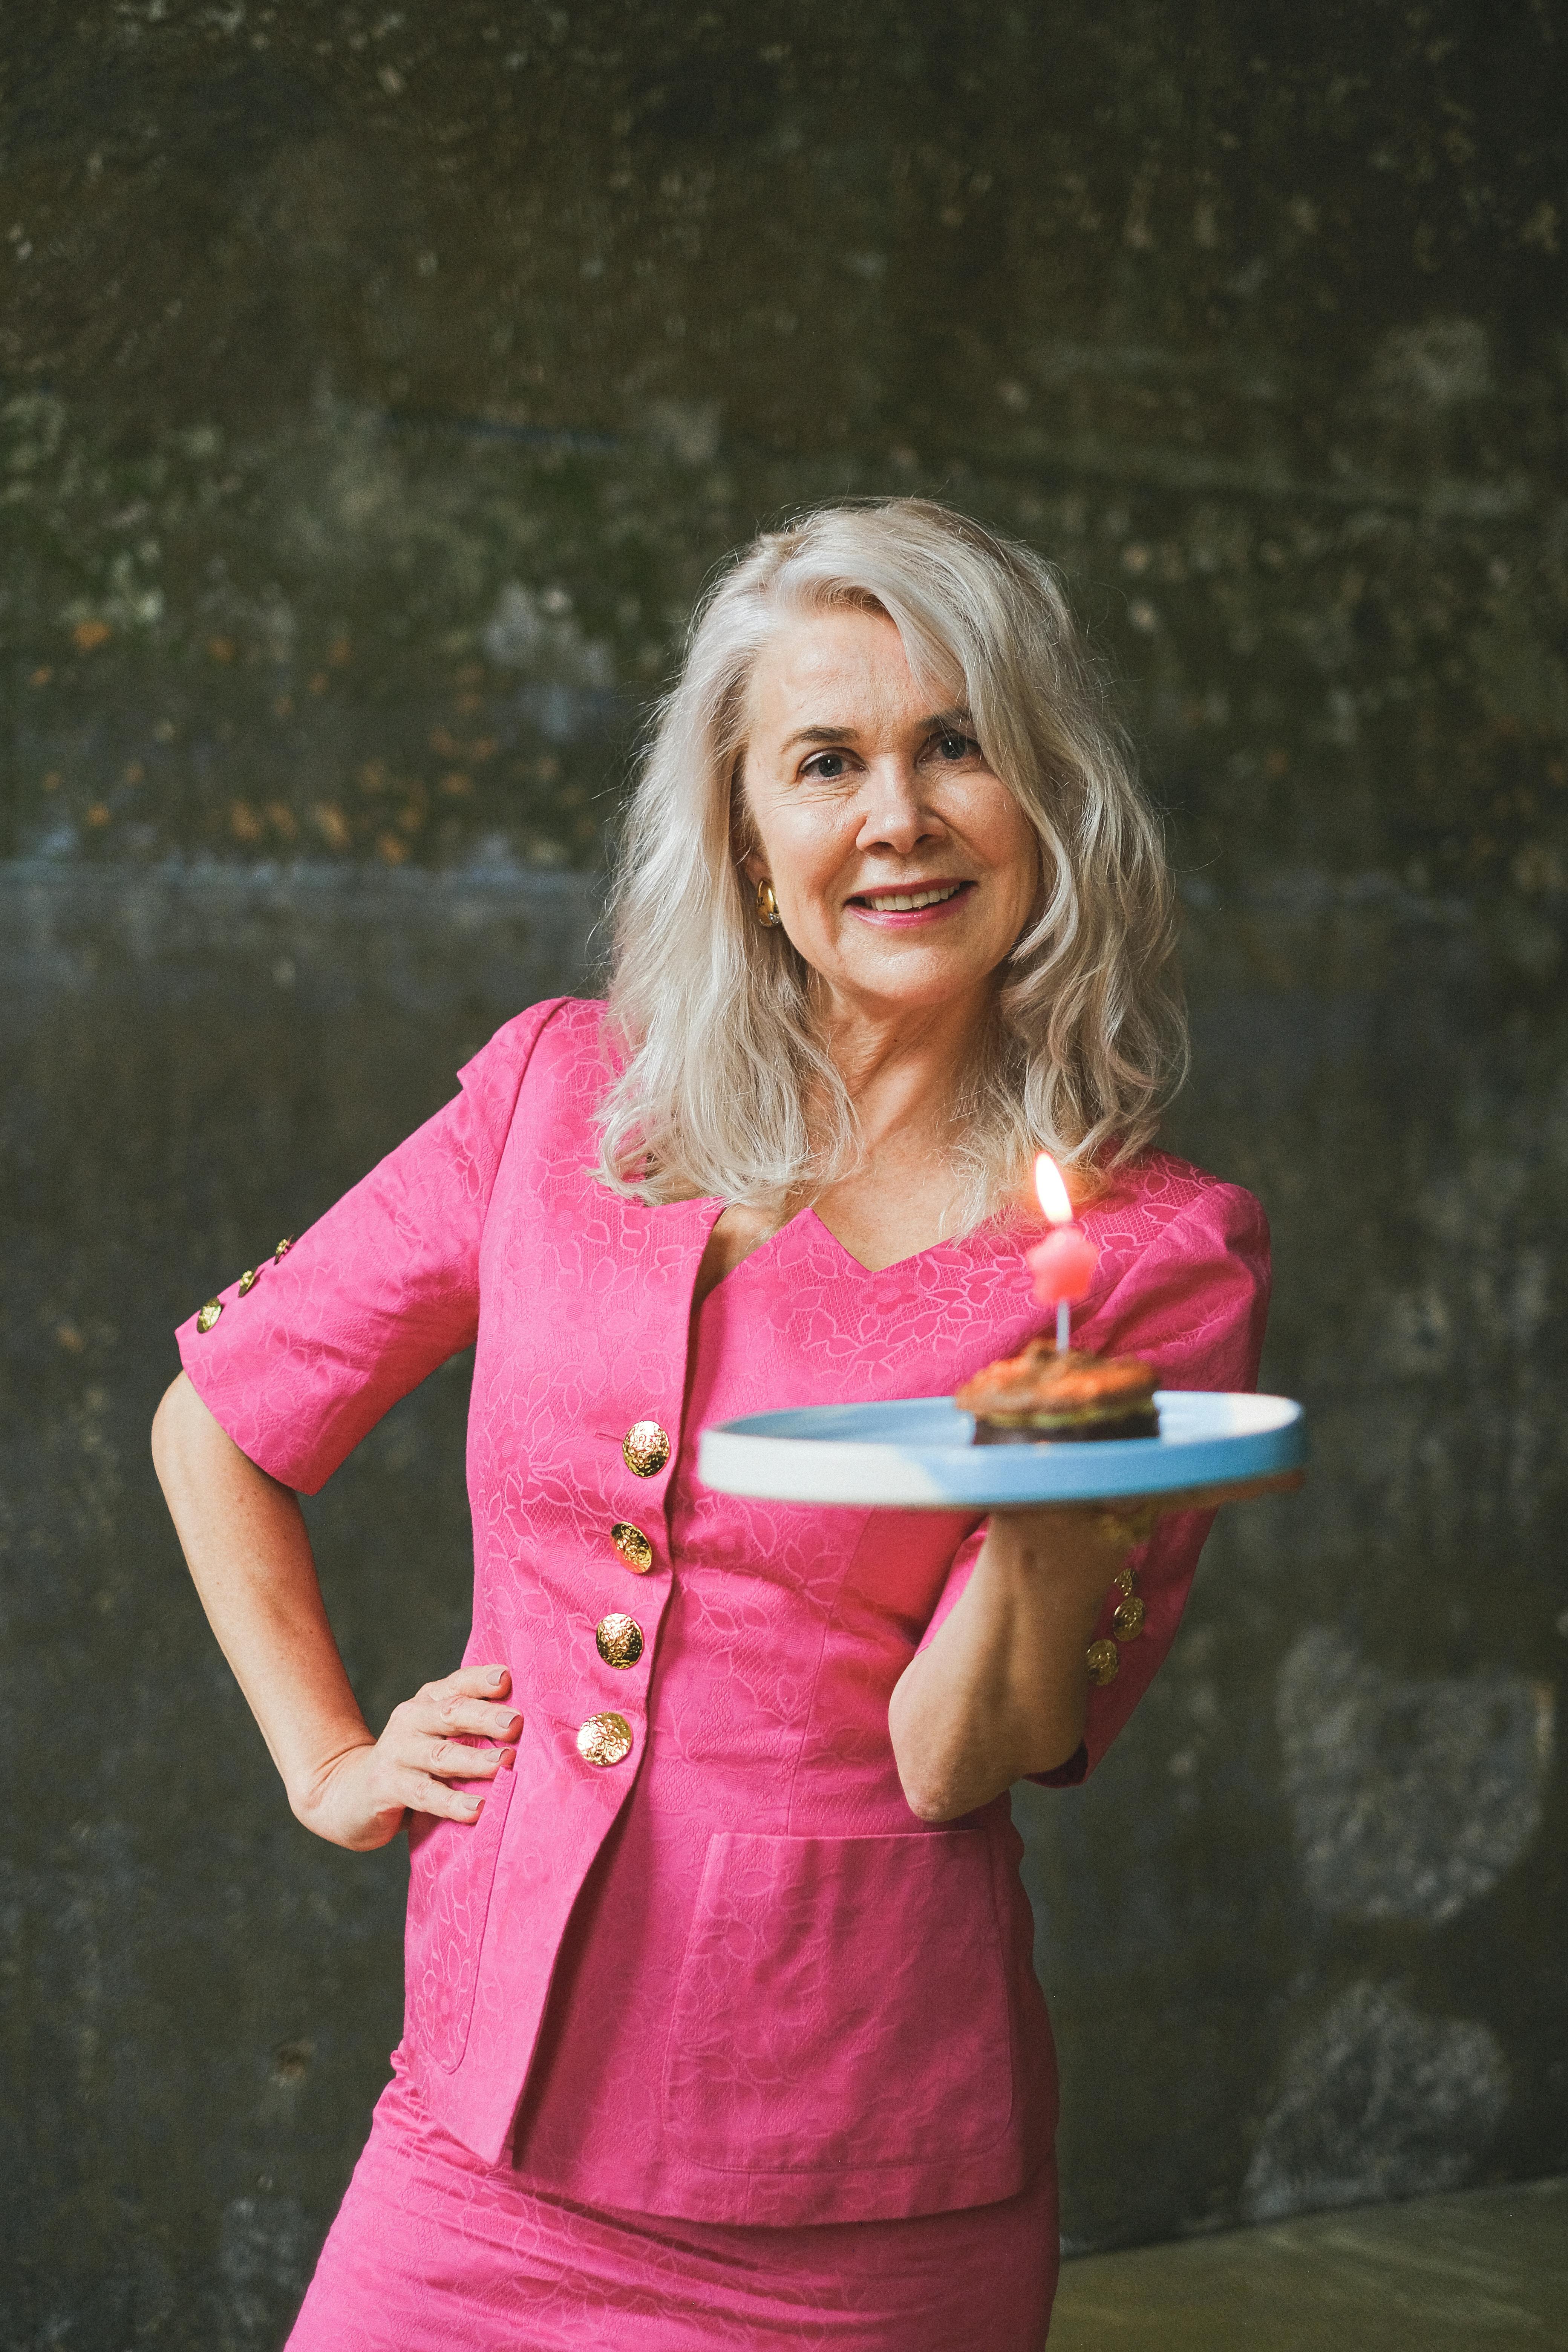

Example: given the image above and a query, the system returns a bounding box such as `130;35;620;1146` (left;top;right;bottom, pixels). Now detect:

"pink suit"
177;996;1270;2346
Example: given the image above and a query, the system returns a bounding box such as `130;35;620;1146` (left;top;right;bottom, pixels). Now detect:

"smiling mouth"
849;880;974;913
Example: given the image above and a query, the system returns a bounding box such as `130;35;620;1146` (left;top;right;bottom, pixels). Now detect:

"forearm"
151;1372;372;1813
888;1511;1123;1821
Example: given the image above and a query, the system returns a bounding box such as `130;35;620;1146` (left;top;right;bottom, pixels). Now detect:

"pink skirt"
287;2061;1059;2351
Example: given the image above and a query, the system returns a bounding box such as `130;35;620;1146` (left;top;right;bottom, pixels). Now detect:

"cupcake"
956;1337;1159;1446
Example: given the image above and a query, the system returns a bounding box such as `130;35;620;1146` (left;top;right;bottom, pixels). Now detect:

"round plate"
697;1390;1306;1510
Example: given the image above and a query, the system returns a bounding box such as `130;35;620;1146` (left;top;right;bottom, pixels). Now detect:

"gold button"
196;1298;224;1335
1086;1638;1120;1687
1112;1564;1137;1599
576;1711;634;1767
1112;1595;1146;1642
611;1522;654;1574
622;1420;671;1477
273;1236;296;1263
596;1613;645;1669
237;1268;259;1296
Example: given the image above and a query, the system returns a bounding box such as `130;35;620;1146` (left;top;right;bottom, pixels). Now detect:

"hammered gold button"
595;1613;645;1669
1112;1564;1137;1599
610;1522;654;1574
1086;1638;1120;1687
1112;1594;1146;1642
196;1298;224;1335
576;1711;634;1767
273;1236;295;1263
237;1268;259;1296
622;1420;671;1477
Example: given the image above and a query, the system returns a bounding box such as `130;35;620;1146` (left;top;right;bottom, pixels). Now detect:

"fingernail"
500;1746;517;1772
486;1665;506;1686
469;1796;484;1815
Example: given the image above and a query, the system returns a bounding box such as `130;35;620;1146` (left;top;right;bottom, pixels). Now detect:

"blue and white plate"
698;1390;1306;1510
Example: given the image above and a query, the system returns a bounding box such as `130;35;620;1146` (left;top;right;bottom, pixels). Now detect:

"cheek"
974;793;1040;907
760;804;856;901
1011;834;1043;914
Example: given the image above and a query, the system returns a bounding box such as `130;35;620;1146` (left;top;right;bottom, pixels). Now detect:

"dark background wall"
3;2;1565;2341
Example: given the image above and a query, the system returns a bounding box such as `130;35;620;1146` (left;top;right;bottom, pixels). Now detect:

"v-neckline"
697;1201;980;1308
798;1204;977;1281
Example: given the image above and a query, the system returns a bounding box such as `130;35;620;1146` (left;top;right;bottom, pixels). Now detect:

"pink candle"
1026;1225;1098;1306
1026;1151;1098;1350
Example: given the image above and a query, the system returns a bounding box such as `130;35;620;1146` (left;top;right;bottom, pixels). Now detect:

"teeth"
862;884;962;911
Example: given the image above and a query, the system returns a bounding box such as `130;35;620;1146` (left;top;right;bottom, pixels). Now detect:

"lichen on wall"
1244;1981;1511;2222
1277;1626;1553;1928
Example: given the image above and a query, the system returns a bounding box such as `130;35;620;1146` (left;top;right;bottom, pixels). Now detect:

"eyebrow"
779;708;974;752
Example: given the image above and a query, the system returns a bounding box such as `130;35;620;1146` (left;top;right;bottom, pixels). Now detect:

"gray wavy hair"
596;499;1187;1230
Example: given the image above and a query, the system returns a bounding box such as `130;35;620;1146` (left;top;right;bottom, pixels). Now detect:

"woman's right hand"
889;1510;1133;1822
291;1663;523;1853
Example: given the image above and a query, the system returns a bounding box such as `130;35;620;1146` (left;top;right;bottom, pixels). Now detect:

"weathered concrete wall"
2;1;1565;2340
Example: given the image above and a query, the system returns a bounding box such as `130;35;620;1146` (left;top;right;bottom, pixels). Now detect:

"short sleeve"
916;1179;1271;1788
175;998;566;1493
1066;1180;1271;1778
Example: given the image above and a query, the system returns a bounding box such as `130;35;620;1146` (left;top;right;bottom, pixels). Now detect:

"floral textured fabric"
178;997;1269;2257
286;2055;1061;2352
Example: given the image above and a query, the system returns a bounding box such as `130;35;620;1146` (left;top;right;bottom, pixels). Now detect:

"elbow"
905;1787;965;1826
888;1677;1004;1821
895;1760;980;1825
888;1711;947;1822
150;1370;200;1493
150;1374;182;1481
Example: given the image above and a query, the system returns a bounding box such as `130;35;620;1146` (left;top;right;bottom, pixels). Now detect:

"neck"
784;985;995;1268
815;985;991;1159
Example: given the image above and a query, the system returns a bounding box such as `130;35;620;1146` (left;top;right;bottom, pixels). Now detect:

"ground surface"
1051;2176;1568;2349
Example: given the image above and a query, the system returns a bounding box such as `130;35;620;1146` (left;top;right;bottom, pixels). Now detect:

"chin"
853;958;998;1006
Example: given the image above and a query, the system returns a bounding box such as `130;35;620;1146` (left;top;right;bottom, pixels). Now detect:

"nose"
853;754;946;858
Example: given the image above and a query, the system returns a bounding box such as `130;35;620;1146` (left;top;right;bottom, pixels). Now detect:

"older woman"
153;500;1268;2350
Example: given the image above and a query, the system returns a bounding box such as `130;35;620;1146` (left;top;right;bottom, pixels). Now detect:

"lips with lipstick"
847;880;975;917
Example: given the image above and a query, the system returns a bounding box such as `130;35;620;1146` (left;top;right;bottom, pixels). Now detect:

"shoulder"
448;997;627;1192
1081;1151;1271;1386
456;995;612;1115
1084;1149;1269;1278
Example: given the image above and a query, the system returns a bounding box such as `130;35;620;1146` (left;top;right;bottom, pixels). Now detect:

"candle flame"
1033;1150;1073;1226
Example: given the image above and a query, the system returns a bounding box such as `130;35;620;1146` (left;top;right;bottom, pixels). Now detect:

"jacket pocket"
662;1828;1013;2175
403;1757;516;2075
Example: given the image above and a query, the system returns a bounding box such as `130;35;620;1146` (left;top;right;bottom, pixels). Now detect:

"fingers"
1008;1504;1147;1555
1088;1502;1161;1549
376;1664;524;1825
401;1666;522;1747
427;1695;523;1740
424;1734;516;1783
441;1661;513;1700
398;1770;493;1823
389;1738;518;1824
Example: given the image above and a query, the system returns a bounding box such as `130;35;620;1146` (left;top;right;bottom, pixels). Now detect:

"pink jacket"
178;996;1270;2226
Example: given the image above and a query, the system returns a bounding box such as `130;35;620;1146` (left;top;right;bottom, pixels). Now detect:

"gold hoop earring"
755;879;782;928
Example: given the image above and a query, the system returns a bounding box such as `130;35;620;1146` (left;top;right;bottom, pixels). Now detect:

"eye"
931;731;981;764
801;749;851;781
